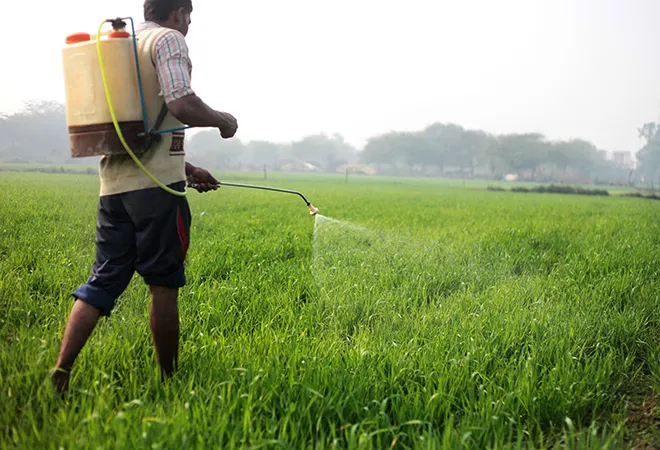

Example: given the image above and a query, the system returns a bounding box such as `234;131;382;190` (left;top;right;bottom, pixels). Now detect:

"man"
51;0;237;393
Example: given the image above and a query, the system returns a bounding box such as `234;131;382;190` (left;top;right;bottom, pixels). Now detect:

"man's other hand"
218;112;238;139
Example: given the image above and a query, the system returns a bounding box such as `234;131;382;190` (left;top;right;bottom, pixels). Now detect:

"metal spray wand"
187;179;319;215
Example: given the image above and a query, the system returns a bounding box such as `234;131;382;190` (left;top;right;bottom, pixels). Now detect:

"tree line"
636;122;660;186
0;100;654;186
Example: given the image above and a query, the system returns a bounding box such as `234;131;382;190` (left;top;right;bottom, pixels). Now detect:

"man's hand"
218;112;238;139
185;163;219;193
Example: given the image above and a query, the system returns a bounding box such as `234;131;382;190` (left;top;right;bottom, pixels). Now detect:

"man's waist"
98;160;186;196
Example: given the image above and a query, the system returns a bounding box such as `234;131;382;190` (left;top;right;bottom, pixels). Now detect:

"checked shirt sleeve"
152;30;195;104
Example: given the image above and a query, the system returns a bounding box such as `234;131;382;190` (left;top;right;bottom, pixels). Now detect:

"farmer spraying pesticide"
52;0;238;393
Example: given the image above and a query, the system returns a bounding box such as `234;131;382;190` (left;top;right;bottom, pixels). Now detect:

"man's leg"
124;181;191;380
149;285;180;379
52;194;136;393
52;300;102;393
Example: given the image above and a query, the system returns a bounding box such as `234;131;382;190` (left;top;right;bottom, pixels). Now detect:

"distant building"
280;161;320;172
336;163;377;175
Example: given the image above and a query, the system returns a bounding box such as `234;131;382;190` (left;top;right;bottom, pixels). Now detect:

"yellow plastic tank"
62;30;145;157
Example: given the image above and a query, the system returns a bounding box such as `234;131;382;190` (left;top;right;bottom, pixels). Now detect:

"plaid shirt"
136;21;195;104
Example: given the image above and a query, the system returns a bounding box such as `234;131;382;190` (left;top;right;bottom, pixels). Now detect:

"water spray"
188;180;319;215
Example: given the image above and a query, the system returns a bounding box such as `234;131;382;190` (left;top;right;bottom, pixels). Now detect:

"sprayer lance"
187;180;319;215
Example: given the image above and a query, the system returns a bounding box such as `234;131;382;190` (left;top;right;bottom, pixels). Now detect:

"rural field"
1;170;659;449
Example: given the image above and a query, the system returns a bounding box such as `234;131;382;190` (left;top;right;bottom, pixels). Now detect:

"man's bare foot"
51;368;70;394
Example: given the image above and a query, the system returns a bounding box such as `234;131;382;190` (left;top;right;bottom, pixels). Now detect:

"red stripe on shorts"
177;207;189;260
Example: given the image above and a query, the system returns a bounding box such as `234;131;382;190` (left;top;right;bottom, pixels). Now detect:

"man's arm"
167;94;237;137
185;161;195;176
152;29;234;193
153;30;237;138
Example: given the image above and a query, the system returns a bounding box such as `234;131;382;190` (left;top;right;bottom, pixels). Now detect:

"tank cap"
109;31;131;38
65;32;91;44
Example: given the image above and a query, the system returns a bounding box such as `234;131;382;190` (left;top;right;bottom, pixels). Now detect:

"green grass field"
1;171;659;449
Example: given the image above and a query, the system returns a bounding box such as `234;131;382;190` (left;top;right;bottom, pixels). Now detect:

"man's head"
144;0;193;36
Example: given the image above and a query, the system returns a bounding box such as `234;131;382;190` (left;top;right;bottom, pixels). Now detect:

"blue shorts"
73;181;192;317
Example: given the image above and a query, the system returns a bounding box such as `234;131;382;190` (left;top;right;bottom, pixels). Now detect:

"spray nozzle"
308;204;319;215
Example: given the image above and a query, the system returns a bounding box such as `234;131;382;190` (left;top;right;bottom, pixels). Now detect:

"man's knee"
149;285;180;314
142;265;186;290
149;285;179;298
72;285;118;317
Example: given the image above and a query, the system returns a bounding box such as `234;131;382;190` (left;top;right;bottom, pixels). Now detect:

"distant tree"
290;133;357;172
246;140;280;168
494;132;549;177
186;130;246;170
423;123;465;173
360;133;397;167
0;98;642;186
454;129;491;177
547;140;574;176
634;121;660;185
638;122;657;145
564;138;600;176
359;131;422;174
637;140;660;185
0;100;70;163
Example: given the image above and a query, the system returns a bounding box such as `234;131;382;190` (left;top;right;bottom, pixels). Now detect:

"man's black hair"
144;0;193;21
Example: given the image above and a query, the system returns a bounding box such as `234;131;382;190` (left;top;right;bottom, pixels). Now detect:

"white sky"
4;0;660;153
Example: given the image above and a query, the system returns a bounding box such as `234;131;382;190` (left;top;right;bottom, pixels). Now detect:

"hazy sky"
4;0;660;153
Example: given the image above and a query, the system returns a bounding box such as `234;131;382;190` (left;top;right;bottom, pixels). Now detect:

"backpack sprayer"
61;17;318;216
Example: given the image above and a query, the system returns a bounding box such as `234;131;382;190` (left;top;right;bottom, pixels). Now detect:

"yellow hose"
96;20;186;196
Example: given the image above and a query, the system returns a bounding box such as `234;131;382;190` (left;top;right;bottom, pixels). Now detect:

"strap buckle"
136;103;169;151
